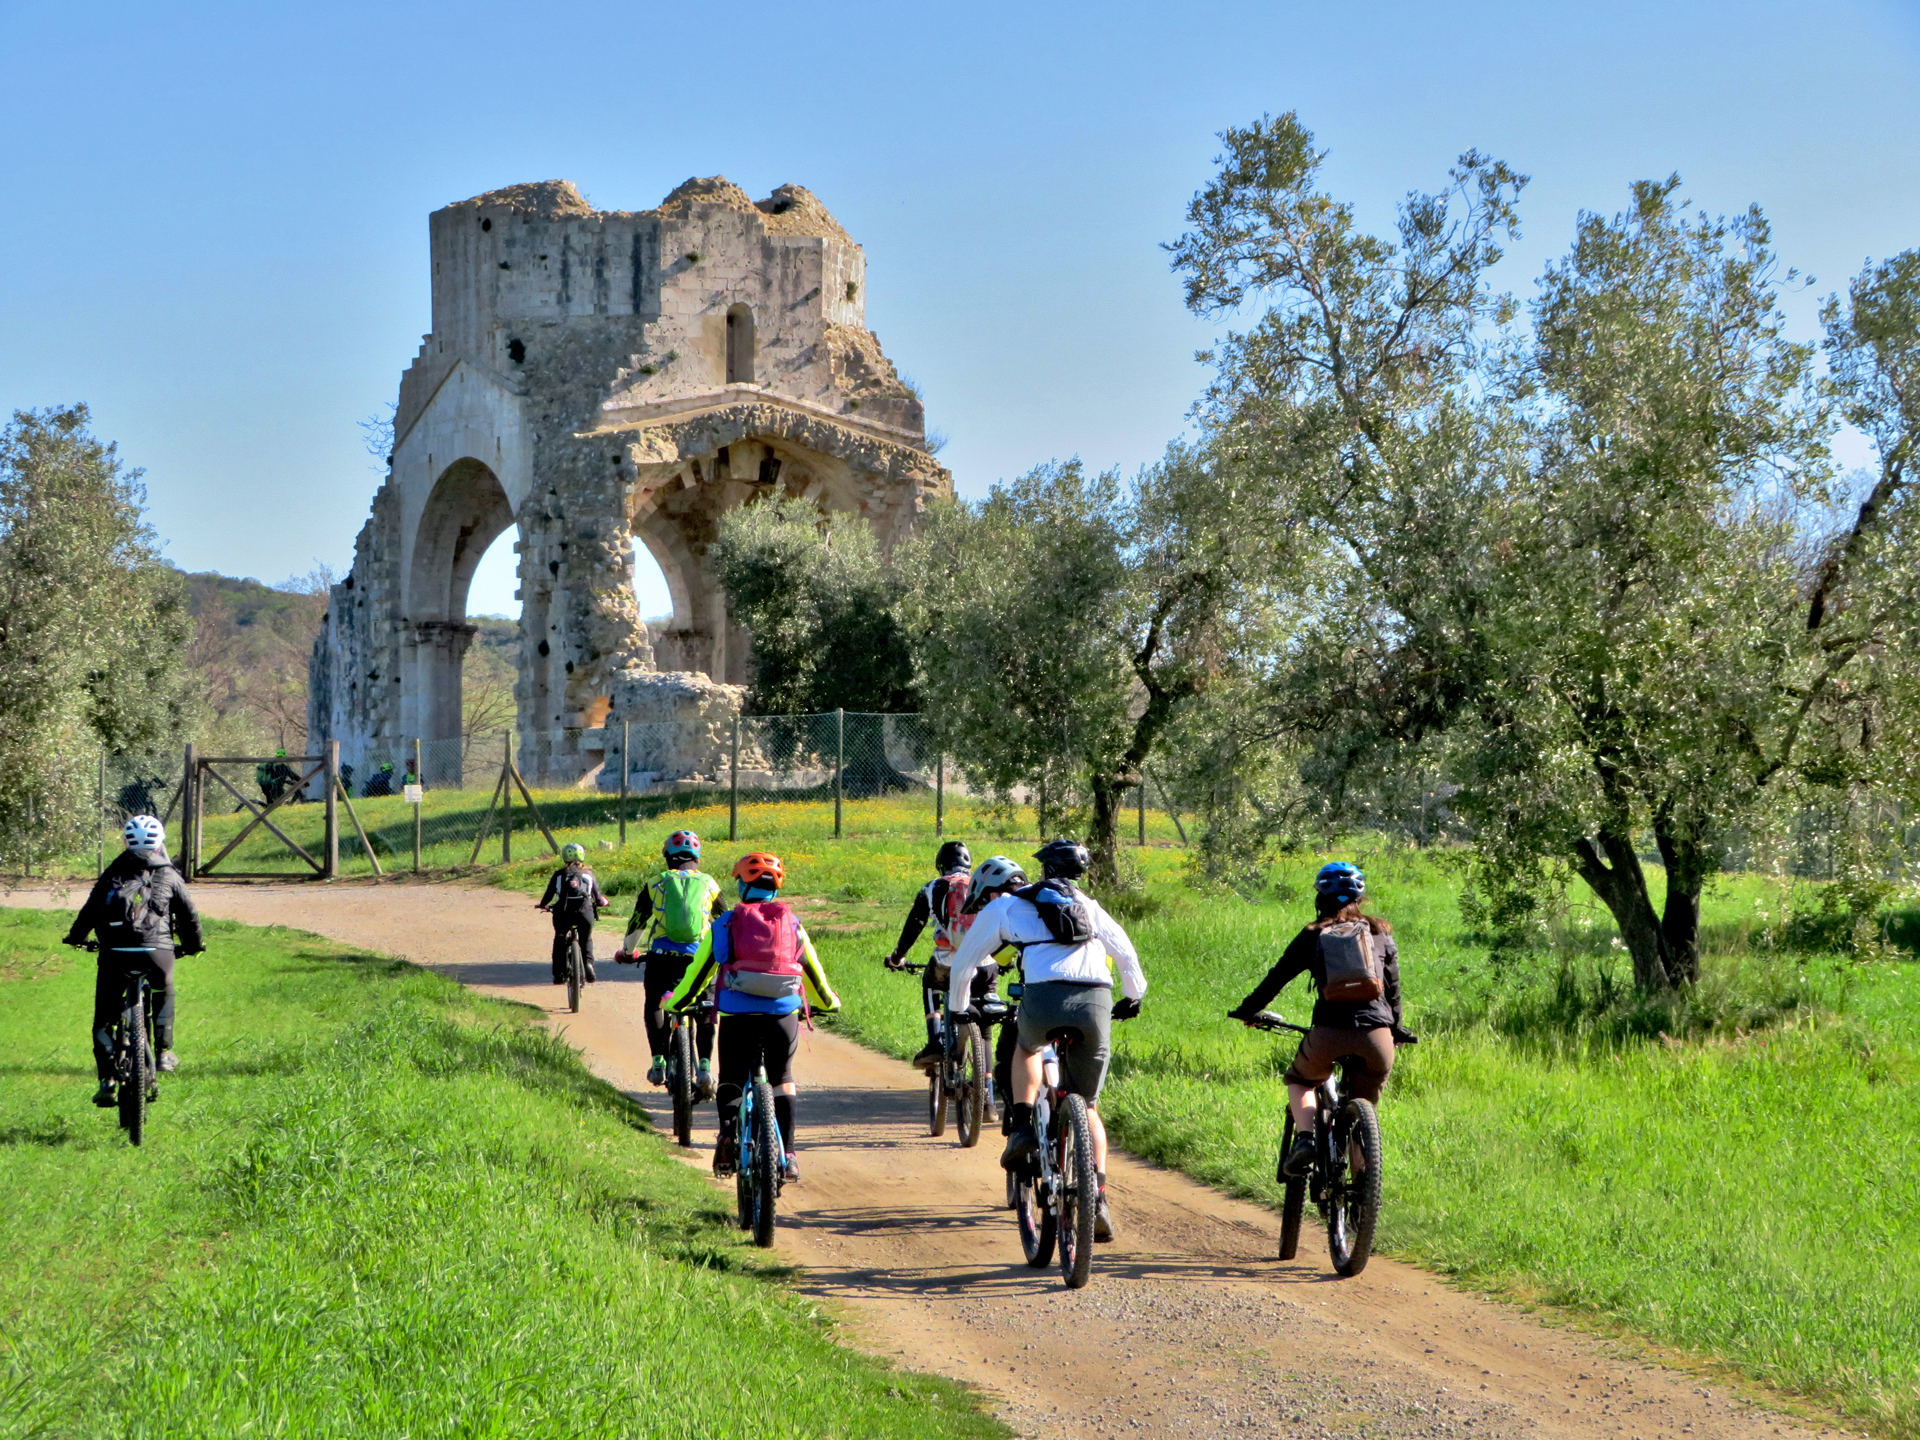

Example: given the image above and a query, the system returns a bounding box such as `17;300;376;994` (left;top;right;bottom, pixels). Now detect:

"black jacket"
67;851;205;955
1236;921;1401;1031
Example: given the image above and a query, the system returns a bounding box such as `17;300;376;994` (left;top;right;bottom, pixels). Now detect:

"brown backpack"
1316;920;1383;1002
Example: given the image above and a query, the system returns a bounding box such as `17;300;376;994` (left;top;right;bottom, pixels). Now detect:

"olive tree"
0;405;193;867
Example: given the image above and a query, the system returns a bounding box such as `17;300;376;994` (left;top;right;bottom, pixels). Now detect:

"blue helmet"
1314;862;1365;905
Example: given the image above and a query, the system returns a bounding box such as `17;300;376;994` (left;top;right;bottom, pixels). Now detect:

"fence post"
729;713;741;842
182;743;198;877
619;720;630;849
1138;782;1146;846
936;753;945;838
323;740;339;880
834;708;844;839
97;751;105;878
502;730;513;865
412;736;423;874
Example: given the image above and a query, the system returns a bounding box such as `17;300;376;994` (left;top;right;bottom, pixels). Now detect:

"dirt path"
16;879;1857;1440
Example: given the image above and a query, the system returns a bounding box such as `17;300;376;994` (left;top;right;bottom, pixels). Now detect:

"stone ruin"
308;177;950;787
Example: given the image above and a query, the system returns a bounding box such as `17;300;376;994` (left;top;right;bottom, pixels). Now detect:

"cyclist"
666;853;840;1182
63;816;205;1105
883;840;999;1069
946;838;1144;1242
615;830;727;1094
960;855;1029;1116
537;842;609;985
1227;861;1412;1179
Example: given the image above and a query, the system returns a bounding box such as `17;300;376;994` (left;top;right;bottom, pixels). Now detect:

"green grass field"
0;906;1004;1440
476;795;1919;1438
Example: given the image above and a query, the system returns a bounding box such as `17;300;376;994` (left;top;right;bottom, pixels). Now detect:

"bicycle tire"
1016;1166;1055;1268
927;1057;948;1137
954;1024;987;1148
670;1021;696;1148
1057;1094;1096;1289
734;1113;754;1231
1328;1098;1383;1277
1277;1113;1305;1260
119;992;148;1147
750;1079;779;1248
1004;1167;1019;1211
566;937;582;1014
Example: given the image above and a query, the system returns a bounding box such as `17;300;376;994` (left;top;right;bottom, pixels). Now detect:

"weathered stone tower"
309;176;950;783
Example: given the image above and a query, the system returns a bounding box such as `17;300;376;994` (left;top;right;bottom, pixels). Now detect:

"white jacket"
947;887;1146;1014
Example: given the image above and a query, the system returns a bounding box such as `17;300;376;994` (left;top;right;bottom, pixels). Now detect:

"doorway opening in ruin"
409;459;516;768
726;303;755;383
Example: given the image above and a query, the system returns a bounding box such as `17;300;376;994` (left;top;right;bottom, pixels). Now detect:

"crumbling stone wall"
310;176;950;784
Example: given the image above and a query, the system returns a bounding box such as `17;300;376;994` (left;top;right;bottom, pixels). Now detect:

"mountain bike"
1010;1026;1100;1289
81;942;159;1147
899;962;1001;1147
1242;1010;1383;1277
665;1001;711;1148
733;1062;781;1248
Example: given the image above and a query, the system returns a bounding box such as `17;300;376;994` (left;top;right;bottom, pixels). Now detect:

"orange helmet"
732;852;784;888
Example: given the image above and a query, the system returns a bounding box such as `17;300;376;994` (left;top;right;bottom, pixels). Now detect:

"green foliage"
710;495;914;715
0;406;192;868
0;908;1002;1440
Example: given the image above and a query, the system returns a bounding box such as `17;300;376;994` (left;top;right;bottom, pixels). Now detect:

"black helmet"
936;840;972;874
1033;838;1089;880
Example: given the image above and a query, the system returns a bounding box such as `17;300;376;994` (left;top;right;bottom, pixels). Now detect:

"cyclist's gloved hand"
883;952;905;970
1111;996;1142;1021
1390;1024;1420;1046
1225;1005;1259;1024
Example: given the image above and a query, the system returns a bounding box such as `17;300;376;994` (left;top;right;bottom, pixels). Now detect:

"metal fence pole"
1138;781;1146;846
619;720;630;848
97;750;105;877
412;736;423;874
834;708;844;839
502;730;513;865
323;740;340;880
936;753;945;838
729;713;741;842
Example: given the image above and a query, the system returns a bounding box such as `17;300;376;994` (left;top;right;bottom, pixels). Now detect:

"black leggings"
924;960;1000;1042
716;1011;801;1151
92;948;174;1080
550;917;596;978
643;953;715;1062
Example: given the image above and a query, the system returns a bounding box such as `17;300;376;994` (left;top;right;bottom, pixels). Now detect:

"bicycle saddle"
1044;1025;1084;1047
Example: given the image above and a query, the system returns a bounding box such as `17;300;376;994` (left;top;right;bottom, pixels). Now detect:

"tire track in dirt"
21;879;1862;1440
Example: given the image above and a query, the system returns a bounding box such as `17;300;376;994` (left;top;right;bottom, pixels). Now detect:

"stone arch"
407;457;515;748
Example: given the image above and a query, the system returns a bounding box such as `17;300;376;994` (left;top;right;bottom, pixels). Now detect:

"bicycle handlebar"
892;959;927;974
1236;1008;1309;1035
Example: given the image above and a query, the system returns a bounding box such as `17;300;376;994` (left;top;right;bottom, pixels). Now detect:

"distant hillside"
181;571;520;754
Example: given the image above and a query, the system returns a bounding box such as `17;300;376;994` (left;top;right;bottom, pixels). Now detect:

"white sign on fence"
403;784;423;804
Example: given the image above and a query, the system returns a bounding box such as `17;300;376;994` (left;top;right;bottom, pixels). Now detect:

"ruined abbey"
309;176;950;783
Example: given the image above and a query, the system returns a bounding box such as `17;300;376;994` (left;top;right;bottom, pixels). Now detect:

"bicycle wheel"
954;1024;988;1148
566;937;582;1014
670;1021;696;1148
1327;1098;1383;1276
1277;1113;1306;1260
734;1107;754;1231
749;1078;779;1248
927;1056;948;1137
1016;1163;1056;1268
1056;1094;1097;1289
118;993;148;1147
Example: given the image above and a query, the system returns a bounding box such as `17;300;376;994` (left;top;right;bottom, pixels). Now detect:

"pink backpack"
724;901;803;1000
935;872;974;952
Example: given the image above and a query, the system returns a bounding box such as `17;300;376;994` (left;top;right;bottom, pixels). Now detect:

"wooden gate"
179;741;341;880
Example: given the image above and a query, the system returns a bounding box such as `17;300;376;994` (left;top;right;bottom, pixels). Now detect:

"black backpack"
557;868;595;910
102;869;156;942
1014;880;1095;946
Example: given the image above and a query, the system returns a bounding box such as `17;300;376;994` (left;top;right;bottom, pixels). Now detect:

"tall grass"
0;908;1003;1440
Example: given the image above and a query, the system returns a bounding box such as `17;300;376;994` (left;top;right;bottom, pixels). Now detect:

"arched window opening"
726;303;755;384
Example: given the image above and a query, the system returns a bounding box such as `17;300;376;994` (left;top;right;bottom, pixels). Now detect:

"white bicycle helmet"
123;815;165;853
965;855;1026;911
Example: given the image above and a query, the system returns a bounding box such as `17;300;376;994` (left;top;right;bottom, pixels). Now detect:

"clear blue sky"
3;0;1916;618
